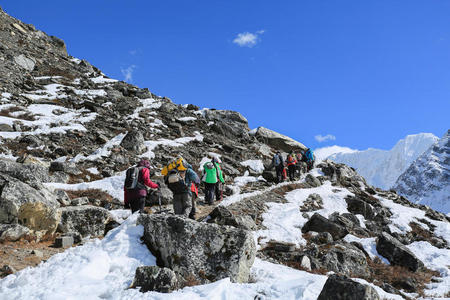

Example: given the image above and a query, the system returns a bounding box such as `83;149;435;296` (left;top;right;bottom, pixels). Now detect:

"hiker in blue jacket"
304;148;315;171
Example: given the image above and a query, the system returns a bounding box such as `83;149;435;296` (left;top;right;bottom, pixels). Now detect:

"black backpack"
165;169;188;194
124;167;146;190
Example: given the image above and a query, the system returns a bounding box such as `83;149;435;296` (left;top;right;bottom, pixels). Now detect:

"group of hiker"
123;156;225;220
124;148;314;218
272;148;315;183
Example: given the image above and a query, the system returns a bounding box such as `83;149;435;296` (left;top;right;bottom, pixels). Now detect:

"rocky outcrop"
255;127;306;152
207;206;257;230
376;232;424;272
0;224;31;241
302;213;348;240
138;214;256;284
120;130;145;153
57;206;113;238
317;242;370;277
0;174;60;236
131;266;179;293
204;110;250;140
318;274;380;300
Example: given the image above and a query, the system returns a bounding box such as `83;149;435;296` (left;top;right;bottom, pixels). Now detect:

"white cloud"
129;50;137;55
315;134;336;143
233;30;264;47
121;65;136;82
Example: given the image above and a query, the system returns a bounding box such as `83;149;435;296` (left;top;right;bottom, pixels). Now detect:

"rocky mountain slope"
0;7;450;300
319;133;438;190
394;130;450;214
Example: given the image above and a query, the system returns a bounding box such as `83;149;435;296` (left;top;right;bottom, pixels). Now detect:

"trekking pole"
158;191;162;213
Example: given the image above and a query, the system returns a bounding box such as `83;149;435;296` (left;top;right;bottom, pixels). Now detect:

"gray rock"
0;224;31;242
54;236;74;248
0;174;60;236
261;170;277;182
62;232;81;244
120;130;145;153
132;266;179;293
345;196;375;219
31;249;43;258
310;231;333;244
146;185;173;206
71;197;89;206
318;274;380;300
300;255;311;271
0;265;16;277
207;206;257;230
302;213;348;240
138;214;256;284
376;232;424;272
255;127;306;152
54;189;71;206
0;124;13;132
318;243;370;277
305;174;321;187
58;206;113;238
0;158;52;184
19;135;42;147
14;54;35;71
265;240;296;252
49;161;82;176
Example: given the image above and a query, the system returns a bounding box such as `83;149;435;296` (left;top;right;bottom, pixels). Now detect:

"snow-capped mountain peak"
317;133;439;190
394;130;450;213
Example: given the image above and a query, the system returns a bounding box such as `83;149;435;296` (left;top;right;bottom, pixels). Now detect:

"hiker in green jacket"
202;160;218;205
212;157;225;201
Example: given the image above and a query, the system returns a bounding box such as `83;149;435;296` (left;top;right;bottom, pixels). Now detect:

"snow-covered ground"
5;169;450;299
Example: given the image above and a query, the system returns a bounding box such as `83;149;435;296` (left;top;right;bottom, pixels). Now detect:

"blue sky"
3;1;449;150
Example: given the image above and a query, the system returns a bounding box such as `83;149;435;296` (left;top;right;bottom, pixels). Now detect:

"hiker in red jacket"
124;159;159;213
286;151;297;181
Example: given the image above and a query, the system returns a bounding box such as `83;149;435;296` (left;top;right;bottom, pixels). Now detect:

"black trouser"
189;193;197;219
288;165;296;181
130;197;145;213
204;182;216;204
275;165;284;183
215;182;223;201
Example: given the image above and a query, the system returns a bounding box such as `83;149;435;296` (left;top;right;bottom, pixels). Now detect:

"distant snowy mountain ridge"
394;130;450;214
316;133;439;190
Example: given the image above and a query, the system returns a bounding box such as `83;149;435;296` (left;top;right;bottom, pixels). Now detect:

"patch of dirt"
0;240;68;278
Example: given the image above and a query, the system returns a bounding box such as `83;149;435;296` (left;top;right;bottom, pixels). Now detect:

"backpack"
166;169;188;194
124;167;146;190
273;154;281;166
161;157;188;176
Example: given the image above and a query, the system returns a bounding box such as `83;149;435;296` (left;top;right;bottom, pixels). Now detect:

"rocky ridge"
0;7;449;299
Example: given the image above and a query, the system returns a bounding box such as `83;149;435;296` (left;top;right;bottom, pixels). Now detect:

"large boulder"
0;158;52;184
0;224;31;242
138;214;256;284
317;242;370;277
207;206;257;230
120;130;145;153
0;175;60;236
302;213;348;240
131;266;179;293
204;110;250;139
146;184;173;206
376;232;424;272
255;127;306;152
305;174;321;187
345;196;375;220
318;274;380;300
57;206;113;238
